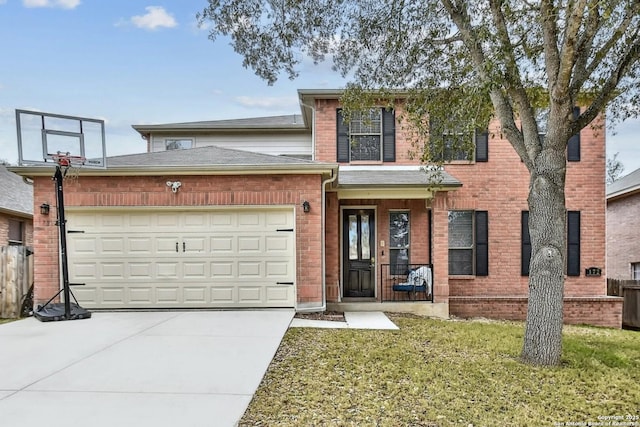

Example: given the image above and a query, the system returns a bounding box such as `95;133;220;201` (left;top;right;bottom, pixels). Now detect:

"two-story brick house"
14;89;622;327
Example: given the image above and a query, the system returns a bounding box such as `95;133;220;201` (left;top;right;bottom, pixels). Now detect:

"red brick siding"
316;97;611;323
607;192;640;279
450;296;623;328
31;174;324;307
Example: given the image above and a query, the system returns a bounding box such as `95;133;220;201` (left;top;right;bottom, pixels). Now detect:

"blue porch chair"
392;265;433;301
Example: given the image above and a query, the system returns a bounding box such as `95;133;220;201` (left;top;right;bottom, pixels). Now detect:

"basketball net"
51;152;84;181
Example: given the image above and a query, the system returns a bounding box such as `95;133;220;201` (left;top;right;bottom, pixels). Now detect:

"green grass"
241;315;640;427
0;318;17;325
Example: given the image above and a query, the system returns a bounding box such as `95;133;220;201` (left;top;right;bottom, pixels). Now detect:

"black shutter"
475;129;489;162
430;117;443;162
567;211;581;276
382;108;396;162
336;109;349;163
475;211;488;276
567;107;581;162
521;211;531;276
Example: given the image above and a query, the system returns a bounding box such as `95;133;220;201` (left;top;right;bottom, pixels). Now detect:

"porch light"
302;201;311;213
40;203;50;216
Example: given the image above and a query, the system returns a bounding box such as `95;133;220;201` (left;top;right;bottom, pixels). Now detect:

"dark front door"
343;209;375;297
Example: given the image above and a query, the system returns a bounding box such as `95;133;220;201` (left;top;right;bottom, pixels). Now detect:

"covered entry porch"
325;166;461;318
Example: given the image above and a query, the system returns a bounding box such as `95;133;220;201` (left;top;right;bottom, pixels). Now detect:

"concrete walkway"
290;311;399;329
0;310;293;427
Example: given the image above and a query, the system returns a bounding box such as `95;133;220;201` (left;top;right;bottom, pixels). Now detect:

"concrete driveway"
0;310;294;427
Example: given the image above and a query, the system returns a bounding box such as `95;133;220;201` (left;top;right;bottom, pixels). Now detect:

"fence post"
0;246;28;319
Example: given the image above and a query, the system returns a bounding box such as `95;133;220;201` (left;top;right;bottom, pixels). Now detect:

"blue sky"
1;0;639;176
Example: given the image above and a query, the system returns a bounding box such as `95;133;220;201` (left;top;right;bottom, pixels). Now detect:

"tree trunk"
521;138;567;366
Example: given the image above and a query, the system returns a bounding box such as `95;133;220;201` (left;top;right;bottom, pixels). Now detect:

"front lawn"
241;315;640;427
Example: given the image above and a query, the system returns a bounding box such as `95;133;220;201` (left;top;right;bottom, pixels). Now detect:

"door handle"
175;242;178;253
183;242;186;252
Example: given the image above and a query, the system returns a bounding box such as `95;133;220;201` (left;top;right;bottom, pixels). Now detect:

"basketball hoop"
51;152;85;180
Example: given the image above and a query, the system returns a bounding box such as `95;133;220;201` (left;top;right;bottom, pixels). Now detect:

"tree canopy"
199;0;640;366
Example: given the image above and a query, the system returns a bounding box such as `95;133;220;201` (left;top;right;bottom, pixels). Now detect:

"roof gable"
607;167;640;200
0;165;33;217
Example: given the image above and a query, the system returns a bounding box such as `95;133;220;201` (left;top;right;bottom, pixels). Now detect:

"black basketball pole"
54;165;72;319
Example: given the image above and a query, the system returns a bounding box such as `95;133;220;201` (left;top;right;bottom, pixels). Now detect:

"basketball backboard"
16;109;107;168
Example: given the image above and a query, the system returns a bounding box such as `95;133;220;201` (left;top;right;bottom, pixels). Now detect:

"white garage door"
66;208;296;309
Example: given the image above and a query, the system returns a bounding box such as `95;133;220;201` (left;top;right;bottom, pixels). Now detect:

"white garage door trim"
65;206;297;309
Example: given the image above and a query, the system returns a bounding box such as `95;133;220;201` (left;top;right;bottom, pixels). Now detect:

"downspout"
298;99;316;161
297;169;338;313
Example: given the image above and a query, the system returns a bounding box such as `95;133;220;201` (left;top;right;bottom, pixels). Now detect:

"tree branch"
540;0;561;89
554;0;587;100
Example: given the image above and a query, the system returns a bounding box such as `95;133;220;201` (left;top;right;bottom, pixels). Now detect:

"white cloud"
131;6;177;30
234;96;299;109
23;0;81;9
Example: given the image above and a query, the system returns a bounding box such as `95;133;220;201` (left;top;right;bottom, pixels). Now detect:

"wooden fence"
0;246;33;319
607;279;640;329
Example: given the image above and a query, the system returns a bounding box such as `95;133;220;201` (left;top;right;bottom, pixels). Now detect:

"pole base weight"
34;303;92;322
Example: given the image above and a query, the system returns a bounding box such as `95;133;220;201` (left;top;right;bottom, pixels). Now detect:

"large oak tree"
199;1;640;366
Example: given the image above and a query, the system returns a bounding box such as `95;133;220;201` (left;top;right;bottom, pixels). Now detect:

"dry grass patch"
241;315;640;427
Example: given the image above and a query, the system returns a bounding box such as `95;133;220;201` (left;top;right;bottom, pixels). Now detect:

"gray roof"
607;167;640;199
0;165;33;217
106;145;324;167
338;169;462;187
132;114;307;133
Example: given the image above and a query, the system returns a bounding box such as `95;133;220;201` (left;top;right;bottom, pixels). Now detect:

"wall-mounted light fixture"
166;181;182;193
40;203;50;216
302;200;311;213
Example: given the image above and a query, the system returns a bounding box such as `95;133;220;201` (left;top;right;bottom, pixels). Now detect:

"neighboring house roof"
339;169;461;188
0;165;33;218
607;167;640;201
132;114;308;135
9;145;338;177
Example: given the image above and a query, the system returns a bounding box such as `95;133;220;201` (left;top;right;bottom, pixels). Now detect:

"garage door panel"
156;263;179;278
156;287;179;302
129;287;153;303
183;237;206;253
238;236;261;252
184;262;207;278
211;262;234;278
68;209;296;309
129;238;153;254
69;237;97;255
129;263;152;278
156;237;180;254
211;287;234;302
211;236;233;252
102;287;125;303
183;287;207;303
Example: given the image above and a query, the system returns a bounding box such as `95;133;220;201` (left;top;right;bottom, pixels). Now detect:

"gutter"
296;168;338;313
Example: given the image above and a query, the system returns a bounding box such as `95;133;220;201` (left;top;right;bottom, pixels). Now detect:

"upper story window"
349;109;382;161
8;219;24;246
431;126;488;163
337;108;395;163
166;139;193;150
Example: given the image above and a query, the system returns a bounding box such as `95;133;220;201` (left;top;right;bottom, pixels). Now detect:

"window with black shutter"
567;211;581;276
521;210;580;276
336;108;396;163
521;211;531;276
567;107;581;162
448;210;488;276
